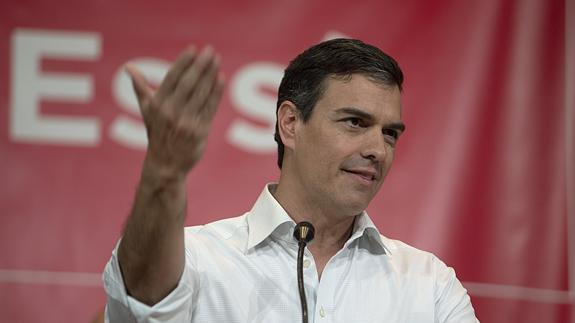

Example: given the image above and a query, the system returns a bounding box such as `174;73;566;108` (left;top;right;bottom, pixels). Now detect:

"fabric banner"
0;0;573;321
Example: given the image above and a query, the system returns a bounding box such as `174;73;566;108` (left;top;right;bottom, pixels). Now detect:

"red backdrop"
0;0;573;322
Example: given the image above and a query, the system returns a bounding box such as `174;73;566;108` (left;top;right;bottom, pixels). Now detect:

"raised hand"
117;46;225;305
126;46;225;179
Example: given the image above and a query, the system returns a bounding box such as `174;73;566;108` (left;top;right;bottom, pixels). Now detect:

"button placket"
312;249;349;322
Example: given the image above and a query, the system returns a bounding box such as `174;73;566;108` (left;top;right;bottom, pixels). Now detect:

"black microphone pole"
293;222;315;323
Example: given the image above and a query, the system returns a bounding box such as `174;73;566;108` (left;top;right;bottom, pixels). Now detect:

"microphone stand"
293;222;315;323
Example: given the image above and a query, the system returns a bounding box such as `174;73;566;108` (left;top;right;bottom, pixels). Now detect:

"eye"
344;117;364;128
382;128;399;141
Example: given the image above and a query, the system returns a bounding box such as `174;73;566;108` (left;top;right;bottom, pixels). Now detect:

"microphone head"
293;221;315;244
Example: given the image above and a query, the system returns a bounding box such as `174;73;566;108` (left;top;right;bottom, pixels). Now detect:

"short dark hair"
274;38;404;168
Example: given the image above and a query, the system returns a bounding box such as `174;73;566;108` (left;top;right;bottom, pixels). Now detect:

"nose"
361;129;388;162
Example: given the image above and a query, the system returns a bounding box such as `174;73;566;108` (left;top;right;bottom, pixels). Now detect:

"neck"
272;179;358;260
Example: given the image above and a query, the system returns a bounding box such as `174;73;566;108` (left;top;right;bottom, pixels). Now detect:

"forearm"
113;45;223;307
118;158;187;305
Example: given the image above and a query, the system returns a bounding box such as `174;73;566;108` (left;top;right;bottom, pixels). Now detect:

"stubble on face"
279;74;403;221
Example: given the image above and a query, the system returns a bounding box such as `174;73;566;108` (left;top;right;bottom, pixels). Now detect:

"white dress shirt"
103;184;479;322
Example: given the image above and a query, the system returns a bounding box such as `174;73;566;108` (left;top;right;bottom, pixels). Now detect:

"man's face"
291;74;404;217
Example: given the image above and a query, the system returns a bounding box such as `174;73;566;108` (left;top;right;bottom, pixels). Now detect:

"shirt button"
303;259;311;268
319;306;325;318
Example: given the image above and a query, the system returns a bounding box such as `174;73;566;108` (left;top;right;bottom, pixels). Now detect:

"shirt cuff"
102;241;195;322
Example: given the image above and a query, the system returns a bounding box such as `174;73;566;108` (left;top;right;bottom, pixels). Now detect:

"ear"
277;100;301;150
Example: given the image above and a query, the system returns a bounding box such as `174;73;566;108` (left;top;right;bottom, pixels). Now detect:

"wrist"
141;155;188;184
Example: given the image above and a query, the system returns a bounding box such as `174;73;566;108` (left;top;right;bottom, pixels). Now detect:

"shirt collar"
246;184;391;256
346;211;392;256
246;184;295;251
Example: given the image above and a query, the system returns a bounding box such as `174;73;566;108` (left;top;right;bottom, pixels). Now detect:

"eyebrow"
335;107;406;132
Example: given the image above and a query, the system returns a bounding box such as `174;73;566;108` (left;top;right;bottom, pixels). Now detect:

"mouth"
342;169;378;182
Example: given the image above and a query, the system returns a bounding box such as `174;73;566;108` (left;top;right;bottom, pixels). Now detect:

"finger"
183;54;221;115
170;46;215;110
197;72;225;123
177;73;224;137
125;64;154;114
155;46;197;101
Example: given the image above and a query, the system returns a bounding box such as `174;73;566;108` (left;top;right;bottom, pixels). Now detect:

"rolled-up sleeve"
102;242;196;322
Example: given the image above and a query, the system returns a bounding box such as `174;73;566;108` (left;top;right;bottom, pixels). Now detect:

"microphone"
293;222;315;323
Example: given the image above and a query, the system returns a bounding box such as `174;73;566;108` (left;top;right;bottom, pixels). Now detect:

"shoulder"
379;235;454;277
183;214;250;251
185;213;248;236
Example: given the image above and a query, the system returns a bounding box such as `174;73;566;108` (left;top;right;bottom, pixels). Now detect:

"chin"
328;186;376;215
336;198;370;216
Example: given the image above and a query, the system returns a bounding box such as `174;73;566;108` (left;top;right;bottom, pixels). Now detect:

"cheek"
299;125;354;172
386;145;396;162
318;139;353;167
381;147;396;174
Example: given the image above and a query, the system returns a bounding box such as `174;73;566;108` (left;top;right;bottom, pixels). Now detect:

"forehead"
315;74;402;119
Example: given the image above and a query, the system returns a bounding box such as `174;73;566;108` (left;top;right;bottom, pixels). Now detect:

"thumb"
125;64;153;112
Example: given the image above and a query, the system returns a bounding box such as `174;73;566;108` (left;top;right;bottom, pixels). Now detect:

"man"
103;39;479;322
